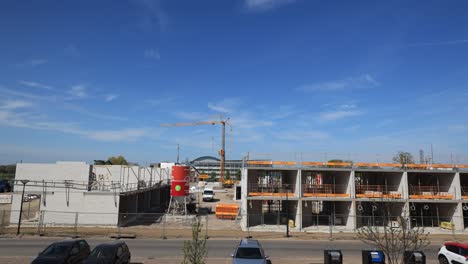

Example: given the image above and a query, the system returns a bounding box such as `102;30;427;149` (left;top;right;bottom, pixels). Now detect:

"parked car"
84;241;131;264
32;239;91;264
0;180;11;193
202;187;215;202
231;239;271;264
438;242;468;264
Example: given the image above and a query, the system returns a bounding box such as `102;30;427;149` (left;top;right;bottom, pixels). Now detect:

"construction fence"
2;209;468;239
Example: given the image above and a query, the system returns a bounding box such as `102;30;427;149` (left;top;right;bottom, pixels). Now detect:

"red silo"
171;165;190;197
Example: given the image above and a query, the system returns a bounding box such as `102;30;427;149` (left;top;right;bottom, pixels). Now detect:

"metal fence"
2;209;468;239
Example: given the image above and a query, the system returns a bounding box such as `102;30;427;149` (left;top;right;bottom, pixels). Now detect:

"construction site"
240;161;468;234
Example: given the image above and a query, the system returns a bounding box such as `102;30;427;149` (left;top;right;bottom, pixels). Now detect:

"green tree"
181;217;207;264
392;151;414;165
209;172;217;182
235;170;241;181
107;156;128;165
225;170;231;180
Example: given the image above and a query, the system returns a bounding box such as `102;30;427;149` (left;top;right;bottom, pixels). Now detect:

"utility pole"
285;184;290;238
17;180;29;235
177;144;180;164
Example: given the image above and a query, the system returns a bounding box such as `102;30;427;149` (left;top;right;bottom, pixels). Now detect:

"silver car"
231;239;271;264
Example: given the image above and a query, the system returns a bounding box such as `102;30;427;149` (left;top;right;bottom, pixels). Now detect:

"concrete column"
454;202;464;231
240;168;249;230
346;201;356;231
451;172;462;200
296;199;302;230
401;171;409;199
349;170;355;198
296;169;302;197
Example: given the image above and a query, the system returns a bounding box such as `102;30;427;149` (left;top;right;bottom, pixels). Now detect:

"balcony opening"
247;170;297;197
355;171;402;199
409;202;456;228
407;172;455;199
302;201;350;229
246;199;297;227
356;201;404;228
301;170;349;198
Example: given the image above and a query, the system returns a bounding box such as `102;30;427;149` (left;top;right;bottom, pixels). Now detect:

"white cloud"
0;99;32;110
64;44;80;57
68;85;87;98
18;80;53;90
144;49;160;60
86;129;149;141
273;130;330;141
105;94;118;102
319;110;362;121
245;0;296;11
29;59;48;66
407;39;468;47
207;98;241;114
136;0;169;31
297;74;379;92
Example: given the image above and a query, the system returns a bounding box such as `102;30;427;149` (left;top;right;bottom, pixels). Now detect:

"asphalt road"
0;238;442;264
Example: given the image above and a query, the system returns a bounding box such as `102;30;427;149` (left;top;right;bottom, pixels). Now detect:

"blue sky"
1;0;468;165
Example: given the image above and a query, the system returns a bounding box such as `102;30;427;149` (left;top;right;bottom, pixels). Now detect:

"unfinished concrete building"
240;161;468;234
10;162;171;227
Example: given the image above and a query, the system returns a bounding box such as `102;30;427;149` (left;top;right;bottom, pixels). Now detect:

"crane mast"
161;118;229;184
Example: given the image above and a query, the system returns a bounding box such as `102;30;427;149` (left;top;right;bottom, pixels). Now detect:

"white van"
202;187;215;202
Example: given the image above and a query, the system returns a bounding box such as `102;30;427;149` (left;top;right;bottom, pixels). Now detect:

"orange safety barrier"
432;164;454;168
246;161;272;165
248;192;291;197
303;193;349;198
462;196;468;199
215;204;239;220
245;160;468;169
409;195;454;199
354;163;379;167
326;162;352;167
406;164;430;169
302;162;325;166
356;194;402;199
272;161;297;165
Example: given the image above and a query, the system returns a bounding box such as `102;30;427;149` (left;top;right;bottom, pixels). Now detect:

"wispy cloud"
86;128;150;141
207;98;241;114
175;111;212;121
0;107;148;142
245;0;296;11
68;85;87;99
28;59;48;66
273;130;330;141
318;104;362;121
135;0;169;31
18;80;54;90
144;49;160;60
64;44;80;57
319;110;362;121
297;74;379;92
15;59;48;67
407;39;468;47
104;94;118;102
0;99;32;110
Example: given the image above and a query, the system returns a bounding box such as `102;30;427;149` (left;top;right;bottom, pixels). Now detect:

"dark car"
32;239;91;264
231;239;271;264
84;241;131;264
0;180;11;193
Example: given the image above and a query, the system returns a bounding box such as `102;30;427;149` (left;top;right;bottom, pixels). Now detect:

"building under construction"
10;161;171;226
240;160;468;233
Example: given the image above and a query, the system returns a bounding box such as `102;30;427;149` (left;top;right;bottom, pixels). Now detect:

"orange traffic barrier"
246;161;272;165
215;204;239;220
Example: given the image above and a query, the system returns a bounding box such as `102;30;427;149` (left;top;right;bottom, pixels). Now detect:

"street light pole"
285;184;290;237
17;180;29;235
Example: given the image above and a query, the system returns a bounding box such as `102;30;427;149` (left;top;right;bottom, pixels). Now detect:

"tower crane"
160;117;230;184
